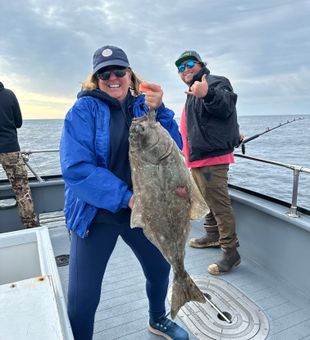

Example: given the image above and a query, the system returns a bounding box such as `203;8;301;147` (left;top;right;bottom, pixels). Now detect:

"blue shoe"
149;315;189;340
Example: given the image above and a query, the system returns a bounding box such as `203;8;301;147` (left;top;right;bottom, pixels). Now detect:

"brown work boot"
24;217;39;229
25;222;39;229
188;226;220;248
208;247;241;275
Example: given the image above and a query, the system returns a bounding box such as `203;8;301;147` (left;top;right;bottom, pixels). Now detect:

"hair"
81;67;143;96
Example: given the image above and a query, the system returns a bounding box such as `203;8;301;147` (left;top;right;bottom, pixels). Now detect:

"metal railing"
18;149;309;218
22;149;59;182
234;153;310;217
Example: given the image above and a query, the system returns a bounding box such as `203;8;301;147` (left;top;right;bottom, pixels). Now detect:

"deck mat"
168;276;269;339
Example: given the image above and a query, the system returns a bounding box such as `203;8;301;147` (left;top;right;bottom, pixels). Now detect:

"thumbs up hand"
185;74;209;98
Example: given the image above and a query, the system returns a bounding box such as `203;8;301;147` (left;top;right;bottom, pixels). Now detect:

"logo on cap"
102;48;113;57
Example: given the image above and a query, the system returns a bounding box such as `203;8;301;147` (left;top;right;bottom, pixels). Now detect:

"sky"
0;0;309;119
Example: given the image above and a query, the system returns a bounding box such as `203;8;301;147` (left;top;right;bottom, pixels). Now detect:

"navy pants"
67;222;171;340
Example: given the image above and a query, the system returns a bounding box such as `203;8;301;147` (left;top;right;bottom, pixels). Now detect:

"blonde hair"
81;67;143;96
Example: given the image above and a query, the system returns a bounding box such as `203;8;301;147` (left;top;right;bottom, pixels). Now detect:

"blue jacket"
60;91;182;238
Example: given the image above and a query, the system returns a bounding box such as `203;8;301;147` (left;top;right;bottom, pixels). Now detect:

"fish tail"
170;272;206;319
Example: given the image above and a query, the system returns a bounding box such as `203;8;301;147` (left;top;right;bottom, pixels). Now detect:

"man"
175;51;240;275
0;81;38;228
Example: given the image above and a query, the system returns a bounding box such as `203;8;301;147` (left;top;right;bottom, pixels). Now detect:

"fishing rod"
238;116;304;154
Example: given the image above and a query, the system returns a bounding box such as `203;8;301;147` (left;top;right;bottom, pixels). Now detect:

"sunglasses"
97;67;128;81
177;61;198;73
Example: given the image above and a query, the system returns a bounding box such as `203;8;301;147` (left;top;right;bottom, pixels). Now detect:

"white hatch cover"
0;275;65;340
168;276;269;340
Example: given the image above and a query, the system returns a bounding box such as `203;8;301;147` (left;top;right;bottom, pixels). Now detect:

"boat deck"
46;214;310;340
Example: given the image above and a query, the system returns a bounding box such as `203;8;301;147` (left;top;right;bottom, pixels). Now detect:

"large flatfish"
129;110;208;319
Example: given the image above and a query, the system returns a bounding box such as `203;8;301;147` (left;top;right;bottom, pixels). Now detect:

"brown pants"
191;164;237;249
0;152;38;228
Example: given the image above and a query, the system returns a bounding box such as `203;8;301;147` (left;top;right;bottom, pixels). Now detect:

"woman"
60;45;189;340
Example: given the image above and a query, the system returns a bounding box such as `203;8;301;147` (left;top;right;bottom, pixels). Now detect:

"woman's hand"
140;82;163;110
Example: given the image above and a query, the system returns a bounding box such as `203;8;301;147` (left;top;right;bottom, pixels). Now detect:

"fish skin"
129;112;208;319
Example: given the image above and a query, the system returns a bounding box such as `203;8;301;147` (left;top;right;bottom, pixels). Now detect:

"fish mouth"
129;123;145;137
129;115;173;161
129;116;148;138
143;136;173;161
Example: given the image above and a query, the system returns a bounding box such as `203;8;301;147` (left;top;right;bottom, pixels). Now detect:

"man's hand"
185;74;209;98
140;82;163;110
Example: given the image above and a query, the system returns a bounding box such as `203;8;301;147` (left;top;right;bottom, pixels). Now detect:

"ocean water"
0;115;309;210
230;115;310;210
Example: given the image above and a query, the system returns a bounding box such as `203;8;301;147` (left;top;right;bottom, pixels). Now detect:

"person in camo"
174;50;241;275
0;81;38;228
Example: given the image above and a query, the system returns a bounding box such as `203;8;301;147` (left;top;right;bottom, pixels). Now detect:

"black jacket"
185;67;240;161
0;82;22;153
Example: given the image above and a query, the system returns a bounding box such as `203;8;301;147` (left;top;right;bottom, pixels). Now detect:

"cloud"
0;0;309;118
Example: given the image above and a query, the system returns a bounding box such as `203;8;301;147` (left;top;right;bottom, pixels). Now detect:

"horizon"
23;112;310;121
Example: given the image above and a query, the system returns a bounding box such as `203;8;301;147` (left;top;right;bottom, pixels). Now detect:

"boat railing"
234;153;310;218
22;149;59;183
19;149;310;218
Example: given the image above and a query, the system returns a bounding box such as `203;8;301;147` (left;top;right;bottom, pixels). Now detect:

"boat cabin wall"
230;188;310;300
0;178;64;233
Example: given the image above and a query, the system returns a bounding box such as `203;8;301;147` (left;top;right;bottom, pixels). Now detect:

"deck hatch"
168;276;269;339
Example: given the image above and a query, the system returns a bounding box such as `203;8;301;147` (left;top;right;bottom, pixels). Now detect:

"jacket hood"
77;89;149;119
0;82;4;91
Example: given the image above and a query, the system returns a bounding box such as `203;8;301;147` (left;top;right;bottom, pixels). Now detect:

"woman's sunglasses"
97;67;128;81
177;61;198;73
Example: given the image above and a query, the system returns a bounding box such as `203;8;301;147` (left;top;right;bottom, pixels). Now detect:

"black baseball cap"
93;45;130;74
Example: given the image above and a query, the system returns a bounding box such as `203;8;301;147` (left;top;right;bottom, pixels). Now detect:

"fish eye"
137;124;145;133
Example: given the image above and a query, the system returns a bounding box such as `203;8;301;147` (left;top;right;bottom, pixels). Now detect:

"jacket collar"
190;66;210;87
77;89;134;108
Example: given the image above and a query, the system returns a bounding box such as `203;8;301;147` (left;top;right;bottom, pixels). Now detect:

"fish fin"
170;272;206;319
189;174;209;220
130;212;143;229
130;200;144;229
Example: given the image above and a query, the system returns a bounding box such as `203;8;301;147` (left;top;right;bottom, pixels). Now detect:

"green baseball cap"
175;50;203;67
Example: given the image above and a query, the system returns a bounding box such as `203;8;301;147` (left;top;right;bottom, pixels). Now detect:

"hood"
0;82;4;91
77;88;135;109
77;89;149;119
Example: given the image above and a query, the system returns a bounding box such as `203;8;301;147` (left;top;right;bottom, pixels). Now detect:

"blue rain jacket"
60;91;182;238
